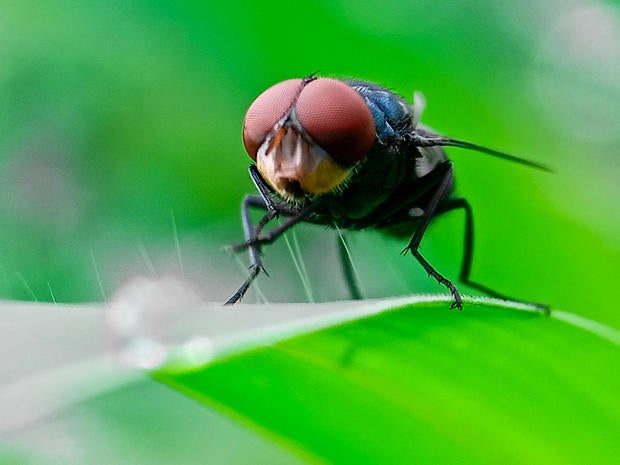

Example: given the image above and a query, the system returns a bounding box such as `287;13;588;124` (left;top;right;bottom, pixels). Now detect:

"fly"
226;75;551;310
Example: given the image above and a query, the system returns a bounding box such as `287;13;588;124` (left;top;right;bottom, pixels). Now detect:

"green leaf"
155;297;620;465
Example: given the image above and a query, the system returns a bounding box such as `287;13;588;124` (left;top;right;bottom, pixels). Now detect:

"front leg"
230;203;318;253
226;198;321;304
225;194;276;304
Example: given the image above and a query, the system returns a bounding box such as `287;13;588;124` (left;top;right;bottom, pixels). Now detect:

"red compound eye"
242;78;376;166
242;79;304;160
296;78;375;166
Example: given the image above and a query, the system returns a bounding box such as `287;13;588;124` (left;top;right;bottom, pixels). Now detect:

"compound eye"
296;78;375;166
242;79;304;160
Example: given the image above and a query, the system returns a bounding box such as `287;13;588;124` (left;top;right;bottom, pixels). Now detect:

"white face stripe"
415;146;447;178
411;91;427;128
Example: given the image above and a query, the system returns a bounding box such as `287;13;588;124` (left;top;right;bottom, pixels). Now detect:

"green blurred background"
1;0;619;327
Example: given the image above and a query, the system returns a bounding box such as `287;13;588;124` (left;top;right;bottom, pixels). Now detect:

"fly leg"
402;162;463;309
438;198;550;314
225;194;275;305
234;163;311;248
337;233;363;300
243;205;317;248
226;194;319;304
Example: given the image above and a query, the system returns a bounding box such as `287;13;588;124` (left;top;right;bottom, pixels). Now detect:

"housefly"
226;75;550;309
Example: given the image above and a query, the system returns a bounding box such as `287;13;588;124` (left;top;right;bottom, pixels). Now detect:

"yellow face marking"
256;128;351;202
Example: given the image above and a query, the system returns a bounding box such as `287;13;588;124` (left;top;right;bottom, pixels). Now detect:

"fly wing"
409;126;552;172
345;79;551;173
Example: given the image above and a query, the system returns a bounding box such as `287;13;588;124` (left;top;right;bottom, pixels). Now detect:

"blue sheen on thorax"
344;79;414;144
